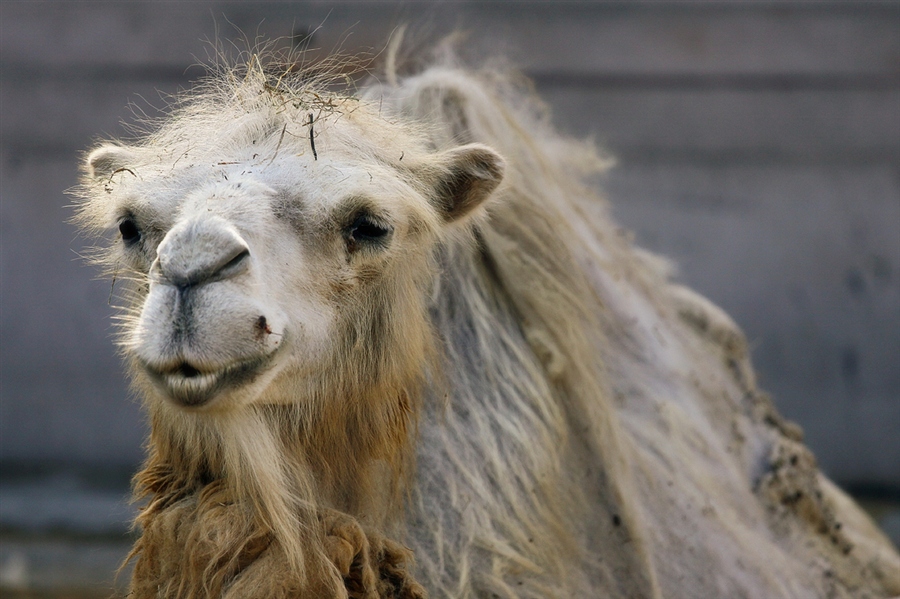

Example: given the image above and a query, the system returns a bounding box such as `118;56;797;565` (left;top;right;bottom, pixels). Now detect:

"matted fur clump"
74;44;899;598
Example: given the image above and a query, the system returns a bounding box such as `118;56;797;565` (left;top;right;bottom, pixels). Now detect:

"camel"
74;46;900;598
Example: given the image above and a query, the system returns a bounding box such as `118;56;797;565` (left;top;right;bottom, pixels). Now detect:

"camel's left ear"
85;144;137;180
429;144;505;223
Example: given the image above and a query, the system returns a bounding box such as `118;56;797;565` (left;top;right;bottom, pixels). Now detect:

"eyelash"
344;213;392;251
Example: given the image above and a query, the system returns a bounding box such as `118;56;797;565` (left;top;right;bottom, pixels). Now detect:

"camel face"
95;152;420;411
126;175;300;410
84;119;503;412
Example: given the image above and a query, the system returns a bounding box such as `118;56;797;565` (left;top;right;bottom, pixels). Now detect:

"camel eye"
345;214;392;250
119;218;141;245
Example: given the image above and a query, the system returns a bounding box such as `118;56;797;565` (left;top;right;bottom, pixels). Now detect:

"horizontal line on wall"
0;63;200;83
3;62;899;93
608;147;900;167
530;72;900;92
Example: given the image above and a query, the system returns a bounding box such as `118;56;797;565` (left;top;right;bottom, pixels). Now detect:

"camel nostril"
155;217;250;287
221;248;250;274
256;315;272;335
178;362;201;378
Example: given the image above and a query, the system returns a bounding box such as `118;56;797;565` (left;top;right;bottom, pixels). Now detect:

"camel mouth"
143;355;274;408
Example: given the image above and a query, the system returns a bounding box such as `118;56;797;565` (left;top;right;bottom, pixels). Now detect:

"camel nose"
154;217;250;288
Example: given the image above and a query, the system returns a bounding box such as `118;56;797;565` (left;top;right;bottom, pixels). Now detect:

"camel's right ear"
86;144;137;180
428;143;505;223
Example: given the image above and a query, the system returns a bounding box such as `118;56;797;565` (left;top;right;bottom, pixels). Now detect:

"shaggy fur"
75;44;900;598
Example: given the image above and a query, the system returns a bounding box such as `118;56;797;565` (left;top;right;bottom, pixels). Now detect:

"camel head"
81;90;504;414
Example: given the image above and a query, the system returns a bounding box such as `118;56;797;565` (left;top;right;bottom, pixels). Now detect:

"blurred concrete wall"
2;2;898;489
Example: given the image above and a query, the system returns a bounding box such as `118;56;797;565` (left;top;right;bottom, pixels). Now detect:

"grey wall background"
1;0;898;533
